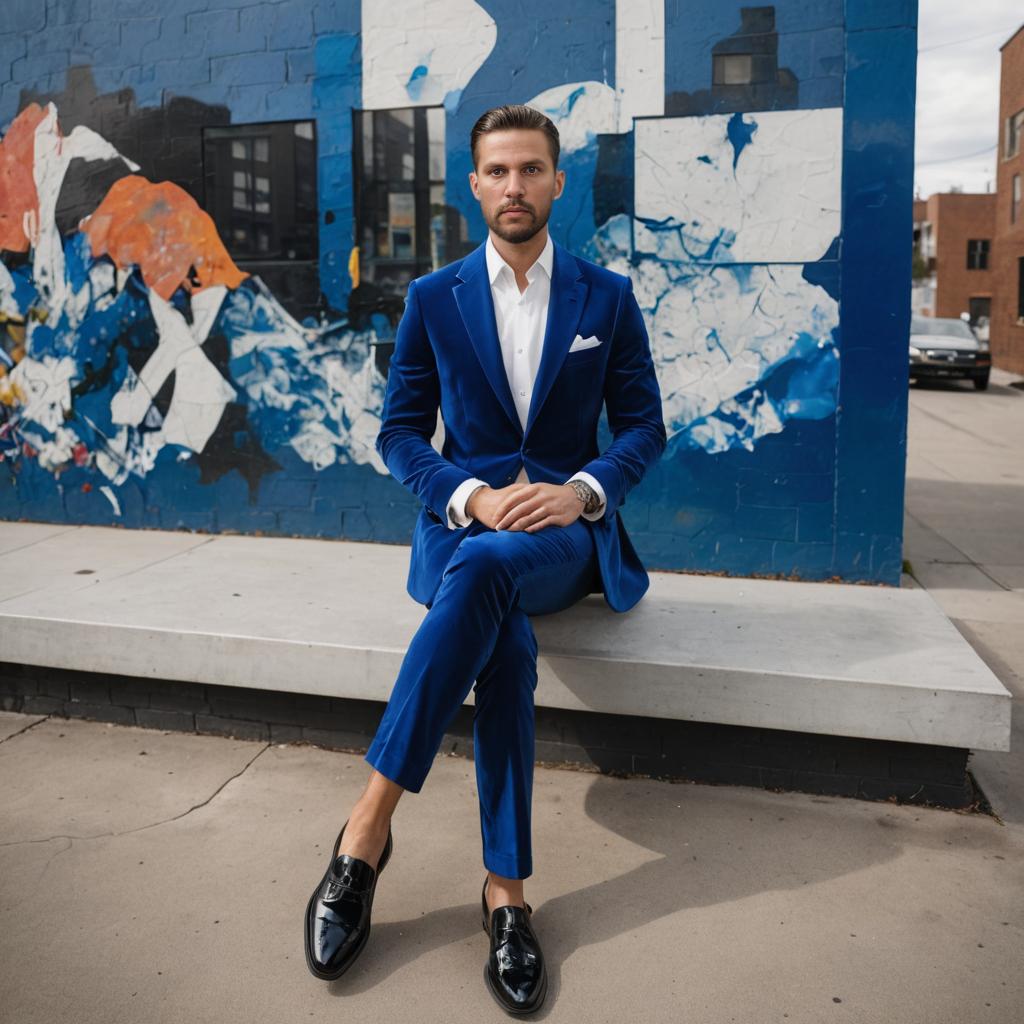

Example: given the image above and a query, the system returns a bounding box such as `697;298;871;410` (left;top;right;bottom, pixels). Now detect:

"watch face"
570;480;597;512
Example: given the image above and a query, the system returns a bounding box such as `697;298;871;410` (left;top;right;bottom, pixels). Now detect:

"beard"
487;200;551;244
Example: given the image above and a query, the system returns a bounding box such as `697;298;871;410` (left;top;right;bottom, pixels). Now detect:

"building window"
1013;174;1021;225
202;121;317;262
1005;109;1024;159
353;107;448;299
713;54;754;85
966;238;990;270
1018;258;1024;322
968;296;990;328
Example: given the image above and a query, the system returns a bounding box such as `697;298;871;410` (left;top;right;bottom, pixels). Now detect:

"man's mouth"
501;207;531;215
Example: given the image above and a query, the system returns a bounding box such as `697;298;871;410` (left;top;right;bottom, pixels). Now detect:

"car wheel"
973;374;990;391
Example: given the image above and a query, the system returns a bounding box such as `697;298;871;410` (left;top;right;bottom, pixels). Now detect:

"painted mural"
0;0;916;583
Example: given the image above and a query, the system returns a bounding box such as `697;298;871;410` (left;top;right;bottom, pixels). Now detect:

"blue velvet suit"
364;237;666;878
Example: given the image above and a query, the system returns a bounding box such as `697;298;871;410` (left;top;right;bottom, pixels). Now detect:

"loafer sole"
483;958;548;1015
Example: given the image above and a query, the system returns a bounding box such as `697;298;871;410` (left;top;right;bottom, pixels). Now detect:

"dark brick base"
0;661;985;811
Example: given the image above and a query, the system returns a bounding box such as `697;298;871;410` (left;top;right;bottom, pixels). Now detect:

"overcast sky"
915;1;1022;198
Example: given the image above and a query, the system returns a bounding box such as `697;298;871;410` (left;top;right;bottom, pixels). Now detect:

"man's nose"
504;173;525;197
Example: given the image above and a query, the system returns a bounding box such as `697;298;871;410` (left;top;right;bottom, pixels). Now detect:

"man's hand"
466;482;586;532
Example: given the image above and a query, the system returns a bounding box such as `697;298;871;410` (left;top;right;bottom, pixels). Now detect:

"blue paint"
565;85;586;112
833;6;917;583
313;19;361;311
697;154;713;164
406;64;428;100
726;112;757;170
0;0;918;586
444;0;616;244
664;0;844;111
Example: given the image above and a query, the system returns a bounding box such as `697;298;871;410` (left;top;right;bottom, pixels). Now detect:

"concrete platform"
0;521;1011;753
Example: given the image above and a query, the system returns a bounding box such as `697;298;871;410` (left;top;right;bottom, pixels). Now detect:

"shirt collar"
485;232;554;287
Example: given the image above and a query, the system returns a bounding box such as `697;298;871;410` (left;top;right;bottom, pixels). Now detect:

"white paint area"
615;0;664;132
99;485;121;516
592;214;839;453
524;82;618;154
29;103;139;320
0;261;20;319
634;108;843;263
109;287;236;454
8;355;77;433
359;0;496;109
7;351;80;472
224;278;388;475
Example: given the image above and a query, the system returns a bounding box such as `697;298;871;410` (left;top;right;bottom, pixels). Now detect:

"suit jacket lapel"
453;242;523;435
524;240;587;439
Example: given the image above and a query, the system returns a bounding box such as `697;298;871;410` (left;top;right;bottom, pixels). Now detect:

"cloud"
914;1;1021;197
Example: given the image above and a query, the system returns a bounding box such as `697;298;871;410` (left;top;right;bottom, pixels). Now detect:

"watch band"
567;479;601;515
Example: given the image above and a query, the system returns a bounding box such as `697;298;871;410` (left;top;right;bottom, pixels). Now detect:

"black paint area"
593;132;635;228
665;6;799;117
190;400;282;500
17;66;322;323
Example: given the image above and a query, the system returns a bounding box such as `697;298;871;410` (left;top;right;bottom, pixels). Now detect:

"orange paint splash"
83;175;247;299
0;103;46;253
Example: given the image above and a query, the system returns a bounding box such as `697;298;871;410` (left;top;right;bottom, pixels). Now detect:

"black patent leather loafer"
481;875;548;1014
304;819;393;981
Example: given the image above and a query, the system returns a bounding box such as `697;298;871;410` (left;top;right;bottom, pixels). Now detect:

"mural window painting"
713;54;754;86
201;120;318;318
352;106;448;302
966;239;990;271
1012;174;1021;225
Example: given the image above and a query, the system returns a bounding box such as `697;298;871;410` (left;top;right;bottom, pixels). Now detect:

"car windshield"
911;317;975;341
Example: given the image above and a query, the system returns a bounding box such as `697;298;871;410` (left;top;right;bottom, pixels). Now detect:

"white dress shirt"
445;233;607;529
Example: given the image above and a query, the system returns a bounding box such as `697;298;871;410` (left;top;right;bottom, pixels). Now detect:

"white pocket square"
569;333;602;352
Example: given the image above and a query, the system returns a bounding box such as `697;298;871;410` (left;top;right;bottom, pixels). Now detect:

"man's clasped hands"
466;482;588;533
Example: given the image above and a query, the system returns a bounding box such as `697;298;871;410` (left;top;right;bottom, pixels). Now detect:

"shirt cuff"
566;471;607;521
446;477;489;529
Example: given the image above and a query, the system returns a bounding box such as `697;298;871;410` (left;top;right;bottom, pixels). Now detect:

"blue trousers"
364;516;600;879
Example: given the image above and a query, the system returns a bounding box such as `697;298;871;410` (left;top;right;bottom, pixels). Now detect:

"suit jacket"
375;237;667;613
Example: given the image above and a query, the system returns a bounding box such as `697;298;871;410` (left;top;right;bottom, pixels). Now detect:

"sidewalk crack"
0;741;271;848
0;714;51;746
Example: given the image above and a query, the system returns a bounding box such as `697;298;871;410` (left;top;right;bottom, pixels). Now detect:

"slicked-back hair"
470;104;560;170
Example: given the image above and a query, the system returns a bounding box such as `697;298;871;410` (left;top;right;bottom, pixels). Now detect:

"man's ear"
468;170;479;199
553;168;565;200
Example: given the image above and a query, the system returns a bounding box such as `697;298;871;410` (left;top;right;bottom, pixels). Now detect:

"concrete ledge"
0;522;1012;752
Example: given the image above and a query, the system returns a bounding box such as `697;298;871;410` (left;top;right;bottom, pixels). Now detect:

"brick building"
992;24;1024;373
912;192;996;328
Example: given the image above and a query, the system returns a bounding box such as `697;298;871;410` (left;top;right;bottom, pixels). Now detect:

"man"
304;104;666;1013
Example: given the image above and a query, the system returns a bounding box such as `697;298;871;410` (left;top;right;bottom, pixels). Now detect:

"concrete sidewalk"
902;365;1024;822
1;709;1022;1024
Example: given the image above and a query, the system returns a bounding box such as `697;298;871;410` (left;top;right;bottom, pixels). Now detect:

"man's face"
469;129;565;245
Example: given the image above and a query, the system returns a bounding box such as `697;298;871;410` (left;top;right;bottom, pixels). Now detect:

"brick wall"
927;192;996;321
992;26;1024;374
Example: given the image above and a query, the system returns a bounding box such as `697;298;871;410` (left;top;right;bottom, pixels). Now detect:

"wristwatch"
567;479;601;515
